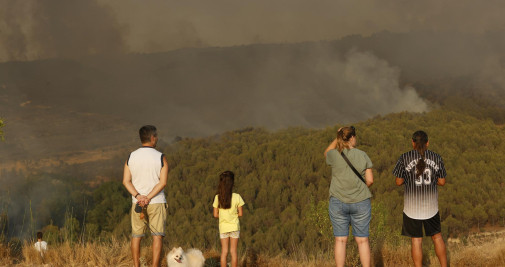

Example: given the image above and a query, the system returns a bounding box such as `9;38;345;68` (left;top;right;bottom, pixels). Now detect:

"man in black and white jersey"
393;130;447;267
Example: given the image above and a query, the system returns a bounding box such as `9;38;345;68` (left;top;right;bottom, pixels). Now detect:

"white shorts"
220;231;240;239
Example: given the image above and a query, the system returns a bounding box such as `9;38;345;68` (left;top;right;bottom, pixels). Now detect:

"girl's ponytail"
412;131;428;177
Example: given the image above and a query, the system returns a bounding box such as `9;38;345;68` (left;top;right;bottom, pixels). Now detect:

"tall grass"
450;234;505;266
21;239;132;266
0;236;503;266
0;243;12;266
1;193;504;266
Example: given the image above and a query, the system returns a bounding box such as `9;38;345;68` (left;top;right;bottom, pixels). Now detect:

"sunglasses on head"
338;126;356;133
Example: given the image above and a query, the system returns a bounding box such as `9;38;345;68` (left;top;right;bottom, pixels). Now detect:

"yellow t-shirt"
213;193;245;234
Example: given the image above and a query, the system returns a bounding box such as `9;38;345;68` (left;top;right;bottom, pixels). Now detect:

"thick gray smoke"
233;48;428;129
3;0;505;61
100;0;505;54
0;42;427;164
0;0;125;61
309;49;428;120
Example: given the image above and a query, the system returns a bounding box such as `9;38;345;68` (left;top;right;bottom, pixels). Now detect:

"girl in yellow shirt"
213;171;245;267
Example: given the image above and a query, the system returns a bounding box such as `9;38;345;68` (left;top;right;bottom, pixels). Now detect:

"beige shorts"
220;231;240;239
131;203;167;237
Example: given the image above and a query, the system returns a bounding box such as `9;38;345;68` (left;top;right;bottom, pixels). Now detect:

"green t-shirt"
326;148;373;203
213;193;245;233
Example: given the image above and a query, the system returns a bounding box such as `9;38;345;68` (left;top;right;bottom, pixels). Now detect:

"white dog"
166;247;205;267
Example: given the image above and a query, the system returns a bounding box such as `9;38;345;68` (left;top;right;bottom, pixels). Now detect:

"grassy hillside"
2;233;505;266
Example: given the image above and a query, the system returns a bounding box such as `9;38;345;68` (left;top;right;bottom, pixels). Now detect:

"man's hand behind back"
137;195;150;207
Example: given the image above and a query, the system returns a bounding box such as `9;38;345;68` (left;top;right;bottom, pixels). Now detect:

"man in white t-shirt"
123;125;168;267
34;231;47;257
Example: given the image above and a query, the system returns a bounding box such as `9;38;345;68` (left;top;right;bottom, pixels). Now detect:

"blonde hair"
336;126;356;152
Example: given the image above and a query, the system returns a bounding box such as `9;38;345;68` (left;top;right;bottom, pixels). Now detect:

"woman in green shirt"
324;126;374;267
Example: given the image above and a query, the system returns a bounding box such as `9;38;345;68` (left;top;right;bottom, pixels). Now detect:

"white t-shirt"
34;241;47;253
127;147;166;204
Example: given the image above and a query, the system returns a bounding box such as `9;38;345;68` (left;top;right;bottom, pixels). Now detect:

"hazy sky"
106;0;505;52
2;0;505;61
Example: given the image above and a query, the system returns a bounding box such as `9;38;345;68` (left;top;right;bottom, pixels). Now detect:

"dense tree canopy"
1;109;504;257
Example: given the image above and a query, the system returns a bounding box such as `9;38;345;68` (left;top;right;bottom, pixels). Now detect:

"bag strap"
340;151;366;184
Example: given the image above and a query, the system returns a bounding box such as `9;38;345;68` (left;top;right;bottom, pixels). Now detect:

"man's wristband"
134;193;140;198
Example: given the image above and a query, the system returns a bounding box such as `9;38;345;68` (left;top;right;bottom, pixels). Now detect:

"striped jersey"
392;150;446;220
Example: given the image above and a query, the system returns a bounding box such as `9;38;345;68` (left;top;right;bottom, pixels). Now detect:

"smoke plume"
99;0;505;55
0;0;125;61
3;0;505;62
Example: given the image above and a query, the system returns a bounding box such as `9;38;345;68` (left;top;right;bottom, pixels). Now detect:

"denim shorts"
328;197;371;237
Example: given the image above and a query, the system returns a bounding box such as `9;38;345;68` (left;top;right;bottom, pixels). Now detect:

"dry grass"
373;242;413;266
19;239;132;266
1;235;505;267
0;243;12;266
449;235;505;267
253;255;333;267
1;240;334;267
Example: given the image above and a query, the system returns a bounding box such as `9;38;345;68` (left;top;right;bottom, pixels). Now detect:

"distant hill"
1;30;505;171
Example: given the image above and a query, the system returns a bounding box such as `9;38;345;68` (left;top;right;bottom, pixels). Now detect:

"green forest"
1;108;505;257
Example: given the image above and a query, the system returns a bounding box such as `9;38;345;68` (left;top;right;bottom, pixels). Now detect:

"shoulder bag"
340;151;366;184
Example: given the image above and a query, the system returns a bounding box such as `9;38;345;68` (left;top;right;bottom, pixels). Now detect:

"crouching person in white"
123;125;168;267
34;231;47;258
